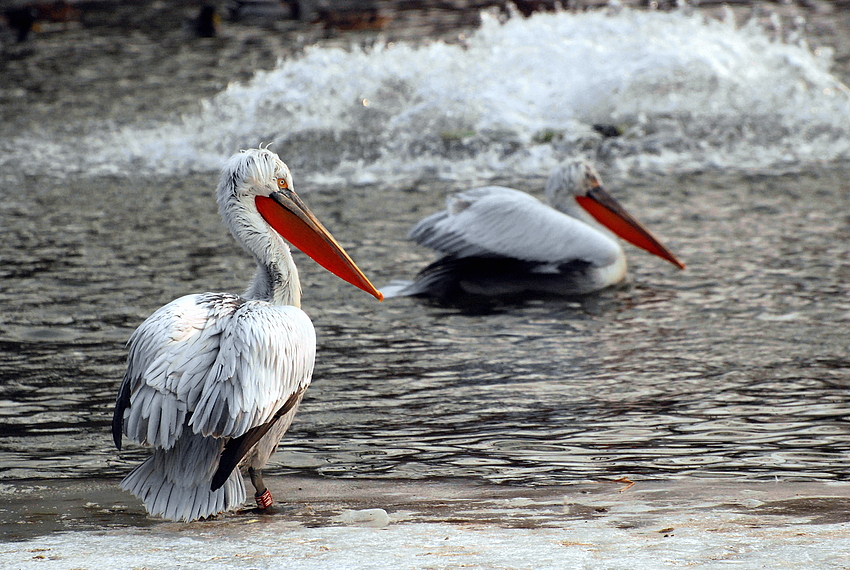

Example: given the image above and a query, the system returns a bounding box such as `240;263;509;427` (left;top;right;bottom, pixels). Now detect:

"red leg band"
255;489;273;509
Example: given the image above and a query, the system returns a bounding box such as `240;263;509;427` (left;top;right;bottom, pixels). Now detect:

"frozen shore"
2;477;849;569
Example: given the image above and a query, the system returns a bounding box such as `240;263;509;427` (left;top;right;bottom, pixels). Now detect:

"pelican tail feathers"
120;430;246;522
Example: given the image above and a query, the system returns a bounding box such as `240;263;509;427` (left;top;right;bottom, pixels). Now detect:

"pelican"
382;160;684;299
112;148;382;522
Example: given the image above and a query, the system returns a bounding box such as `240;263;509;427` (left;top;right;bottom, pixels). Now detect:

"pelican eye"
276;178;289;190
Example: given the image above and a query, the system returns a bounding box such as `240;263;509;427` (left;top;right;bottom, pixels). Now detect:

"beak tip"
663;254;685;270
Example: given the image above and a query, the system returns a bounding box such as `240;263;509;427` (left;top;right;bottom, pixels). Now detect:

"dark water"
1;0;849;489
1;165;849;485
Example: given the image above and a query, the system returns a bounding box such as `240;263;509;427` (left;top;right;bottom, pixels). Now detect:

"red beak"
575;185;685;270
255;191;383;300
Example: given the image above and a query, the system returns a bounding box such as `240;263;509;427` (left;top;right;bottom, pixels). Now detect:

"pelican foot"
237;503;281;517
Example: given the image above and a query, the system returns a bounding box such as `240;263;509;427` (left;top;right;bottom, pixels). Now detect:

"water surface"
0;1;848;492
1;166;848;485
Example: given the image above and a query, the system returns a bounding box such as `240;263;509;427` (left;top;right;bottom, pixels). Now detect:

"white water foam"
13;7;850;183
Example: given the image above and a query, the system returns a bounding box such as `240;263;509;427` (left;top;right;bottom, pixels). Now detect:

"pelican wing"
188;299;315;438
113;293;316;451
409;186;618;264
210;387;305;491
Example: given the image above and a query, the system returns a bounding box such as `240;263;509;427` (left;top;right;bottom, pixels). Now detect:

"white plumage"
383;160;683;299
120;294;314;449
113;148;381;522
411;185;622;267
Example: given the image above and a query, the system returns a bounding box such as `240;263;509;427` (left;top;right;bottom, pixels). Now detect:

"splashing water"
12;7;850;182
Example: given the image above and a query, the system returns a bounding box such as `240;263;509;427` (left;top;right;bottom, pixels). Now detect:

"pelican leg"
248;466;273;509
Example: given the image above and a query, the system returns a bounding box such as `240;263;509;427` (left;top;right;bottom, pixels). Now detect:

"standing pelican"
382;160;684;299
112;148;382;522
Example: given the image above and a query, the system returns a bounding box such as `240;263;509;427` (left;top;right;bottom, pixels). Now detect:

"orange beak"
575;184;685;269
255;191;384;300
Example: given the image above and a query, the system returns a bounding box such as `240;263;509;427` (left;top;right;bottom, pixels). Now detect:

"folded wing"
113;292;316;452
409;186;618;265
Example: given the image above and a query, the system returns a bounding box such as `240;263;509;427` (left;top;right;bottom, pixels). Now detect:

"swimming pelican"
382;160;684;299
112;148;382;522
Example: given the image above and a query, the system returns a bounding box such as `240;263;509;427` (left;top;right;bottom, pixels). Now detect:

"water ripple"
2;169;850;485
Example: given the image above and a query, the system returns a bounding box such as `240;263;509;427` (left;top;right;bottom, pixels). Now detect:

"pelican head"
217;148;383;300
545;160;685;270
544;160;604;210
